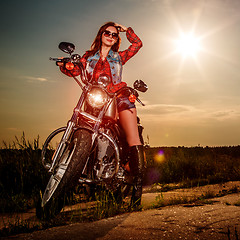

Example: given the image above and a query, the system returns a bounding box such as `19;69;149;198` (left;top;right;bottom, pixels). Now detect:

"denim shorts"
116;95;136;113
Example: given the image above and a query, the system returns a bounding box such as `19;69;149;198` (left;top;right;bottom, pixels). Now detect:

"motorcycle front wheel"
36;129;92;220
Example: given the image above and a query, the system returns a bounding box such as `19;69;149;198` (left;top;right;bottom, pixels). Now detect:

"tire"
36;129;92;220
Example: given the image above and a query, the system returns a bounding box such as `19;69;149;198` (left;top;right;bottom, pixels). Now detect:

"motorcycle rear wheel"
36;129;92;220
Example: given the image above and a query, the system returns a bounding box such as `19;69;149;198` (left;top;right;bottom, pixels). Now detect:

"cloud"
22;76;48;82
139;103;197;115
5;127;22;132
209;109;240;120
138;103;240;124
137;103;201;125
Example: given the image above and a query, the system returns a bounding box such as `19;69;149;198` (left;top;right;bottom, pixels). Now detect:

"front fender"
42;126;67;170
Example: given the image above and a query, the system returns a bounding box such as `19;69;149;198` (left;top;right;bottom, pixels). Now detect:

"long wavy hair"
84;22;121;59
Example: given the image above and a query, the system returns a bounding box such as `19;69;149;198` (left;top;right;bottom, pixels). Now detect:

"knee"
127;136;142;147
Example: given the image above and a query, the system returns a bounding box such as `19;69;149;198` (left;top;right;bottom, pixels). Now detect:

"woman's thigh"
119;108;141;146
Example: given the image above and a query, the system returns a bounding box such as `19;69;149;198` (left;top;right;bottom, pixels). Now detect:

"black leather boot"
129;145;145;210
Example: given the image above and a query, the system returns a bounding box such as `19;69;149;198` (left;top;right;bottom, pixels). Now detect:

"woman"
58;22;144;208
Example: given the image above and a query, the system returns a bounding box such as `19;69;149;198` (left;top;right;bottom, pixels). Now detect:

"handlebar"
49;57;71;63
136;98;145;106
49;56;145;106
49;57;61;61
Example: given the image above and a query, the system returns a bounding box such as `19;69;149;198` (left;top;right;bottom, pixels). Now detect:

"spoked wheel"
36;129;92;220
41;139;78;206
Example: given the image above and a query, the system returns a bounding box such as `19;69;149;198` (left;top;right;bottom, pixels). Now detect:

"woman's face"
101;26;118;48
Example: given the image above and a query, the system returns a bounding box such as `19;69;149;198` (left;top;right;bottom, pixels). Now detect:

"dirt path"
1;182;240;240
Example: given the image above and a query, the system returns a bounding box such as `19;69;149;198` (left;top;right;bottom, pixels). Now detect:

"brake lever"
49;57;71;62
49;57;62;62
136;98;145;106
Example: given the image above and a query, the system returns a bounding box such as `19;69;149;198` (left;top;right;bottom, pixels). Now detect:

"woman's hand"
115;23;127;32
56;61;64;67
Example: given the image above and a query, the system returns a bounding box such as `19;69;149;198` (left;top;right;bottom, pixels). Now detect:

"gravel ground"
1;182;240;240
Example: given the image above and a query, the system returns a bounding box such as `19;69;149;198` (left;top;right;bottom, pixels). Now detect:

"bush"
0;133;47;213
1;133;240;212
144;146;240;185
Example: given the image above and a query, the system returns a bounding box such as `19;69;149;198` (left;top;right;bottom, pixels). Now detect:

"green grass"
0;132;48;213
1;134;240;236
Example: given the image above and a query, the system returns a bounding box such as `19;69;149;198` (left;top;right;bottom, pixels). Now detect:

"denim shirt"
86;49;123;85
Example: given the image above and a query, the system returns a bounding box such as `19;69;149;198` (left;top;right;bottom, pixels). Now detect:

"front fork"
48;121;75;173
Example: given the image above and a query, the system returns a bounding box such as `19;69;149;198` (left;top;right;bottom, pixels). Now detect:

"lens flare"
175;33;201;58
154;150;165;163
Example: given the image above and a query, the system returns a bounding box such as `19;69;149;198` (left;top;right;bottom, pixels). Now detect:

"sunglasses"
103;30;118;40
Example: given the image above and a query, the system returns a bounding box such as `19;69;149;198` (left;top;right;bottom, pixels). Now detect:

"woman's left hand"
115;23;127;32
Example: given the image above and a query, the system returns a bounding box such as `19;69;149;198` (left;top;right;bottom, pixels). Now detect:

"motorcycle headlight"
86;88;108;109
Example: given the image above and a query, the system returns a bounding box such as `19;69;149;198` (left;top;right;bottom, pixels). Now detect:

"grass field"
1;133;240;214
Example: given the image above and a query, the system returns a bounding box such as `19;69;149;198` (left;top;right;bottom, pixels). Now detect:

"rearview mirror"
58;42;75;55
133;80;148;92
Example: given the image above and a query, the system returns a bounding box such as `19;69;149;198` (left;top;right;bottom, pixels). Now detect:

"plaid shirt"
60;27;142;92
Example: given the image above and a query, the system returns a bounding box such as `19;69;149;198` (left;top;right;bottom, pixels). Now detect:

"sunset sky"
1;0;240;147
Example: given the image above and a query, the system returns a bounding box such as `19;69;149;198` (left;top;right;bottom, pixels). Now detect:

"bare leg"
119;108;144;209
118;108;141;147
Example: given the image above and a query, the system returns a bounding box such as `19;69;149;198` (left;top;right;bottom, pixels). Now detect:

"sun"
175;33;202;58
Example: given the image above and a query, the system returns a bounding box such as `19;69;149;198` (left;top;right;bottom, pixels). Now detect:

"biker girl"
57;21;144;208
